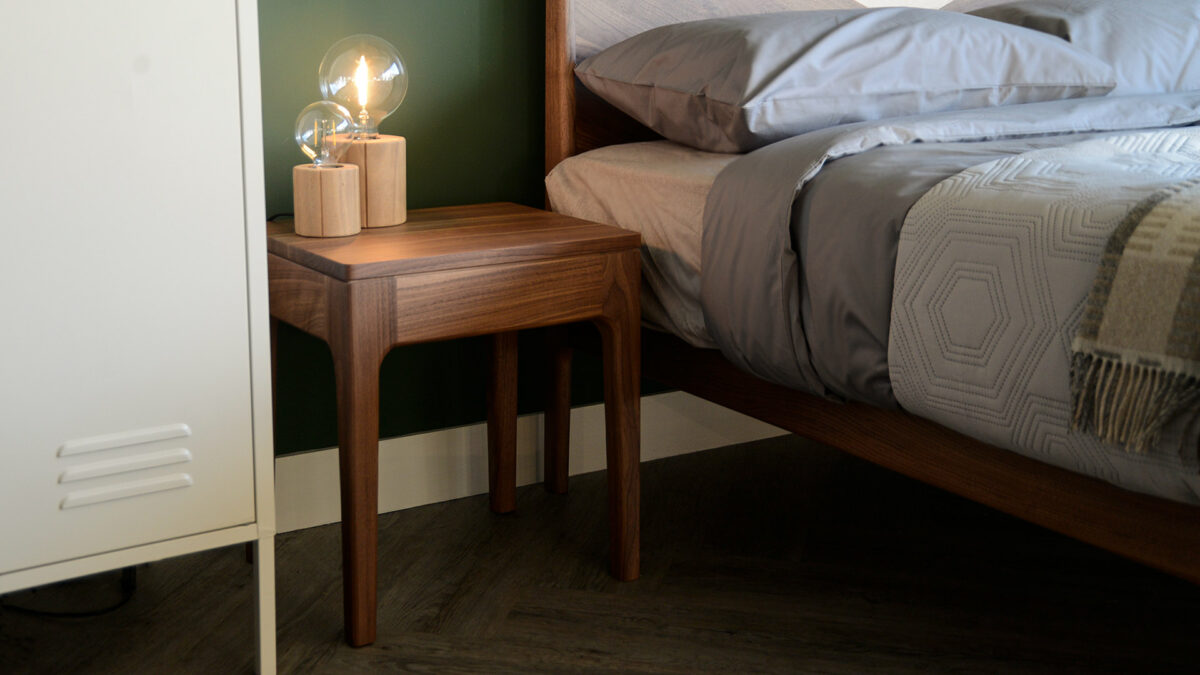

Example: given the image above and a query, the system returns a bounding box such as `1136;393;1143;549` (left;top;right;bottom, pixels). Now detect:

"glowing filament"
354;55;370;109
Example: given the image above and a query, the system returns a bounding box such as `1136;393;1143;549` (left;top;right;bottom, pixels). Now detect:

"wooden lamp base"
344;135;407;228
293;164;362;238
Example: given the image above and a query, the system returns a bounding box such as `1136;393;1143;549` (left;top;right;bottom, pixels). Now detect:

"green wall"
259;0;545;218
260;0;553;454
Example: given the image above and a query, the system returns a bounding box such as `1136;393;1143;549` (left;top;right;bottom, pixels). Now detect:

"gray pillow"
967;0;1200;95
575;8;1116;153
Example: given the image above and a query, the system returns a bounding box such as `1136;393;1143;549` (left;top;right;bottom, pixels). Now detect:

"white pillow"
576;8;1116;152
964;0;1200;95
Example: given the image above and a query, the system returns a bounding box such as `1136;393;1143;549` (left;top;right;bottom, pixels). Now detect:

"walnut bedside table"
266;202;641;647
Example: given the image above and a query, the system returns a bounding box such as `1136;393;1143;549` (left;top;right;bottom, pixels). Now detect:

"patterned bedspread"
701;95;1200;503
890;130;1200;501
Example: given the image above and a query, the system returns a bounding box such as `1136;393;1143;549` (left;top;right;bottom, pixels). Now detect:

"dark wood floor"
3;434;1198;673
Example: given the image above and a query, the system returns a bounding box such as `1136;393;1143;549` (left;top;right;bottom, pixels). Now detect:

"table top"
267;202;641;281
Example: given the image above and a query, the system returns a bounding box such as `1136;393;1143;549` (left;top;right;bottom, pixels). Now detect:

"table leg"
333;335;382;647
544;325;572;494
488;331;518;513
595;251;641;581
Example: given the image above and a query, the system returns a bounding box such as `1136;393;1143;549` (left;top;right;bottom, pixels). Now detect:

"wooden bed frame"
542;0;1200;585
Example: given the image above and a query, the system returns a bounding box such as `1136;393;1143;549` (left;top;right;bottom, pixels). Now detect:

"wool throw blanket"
1071;178;1200;453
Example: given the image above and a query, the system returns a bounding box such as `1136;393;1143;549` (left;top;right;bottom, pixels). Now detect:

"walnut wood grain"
642;331;1200;586
488;332;518;514
266;203;639;281
545;0;659;168
574;85;662;157
267;255;335;342
268;202;643;646
386;254;614;345
544;326;572;494
595;250;641;581
545;0;575;174
328;277;392;647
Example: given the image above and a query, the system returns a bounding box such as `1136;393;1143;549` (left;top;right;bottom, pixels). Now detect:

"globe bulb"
295;101;353;166
318;34;408;138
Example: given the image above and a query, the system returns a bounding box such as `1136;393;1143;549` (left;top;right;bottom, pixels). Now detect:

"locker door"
0;0;257;573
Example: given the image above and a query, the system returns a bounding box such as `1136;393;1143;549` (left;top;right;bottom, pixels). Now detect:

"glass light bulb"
294;101;354;166
318;34;408;138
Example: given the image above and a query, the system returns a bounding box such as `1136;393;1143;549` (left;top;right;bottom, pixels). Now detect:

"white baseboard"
275;391;785;533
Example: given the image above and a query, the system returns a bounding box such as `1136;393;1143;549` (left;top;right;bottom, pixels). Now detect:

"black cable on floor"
0;567;137;619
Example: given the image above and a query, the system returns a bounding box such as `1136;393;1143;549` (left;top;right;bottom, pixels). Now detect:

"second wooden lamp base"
293;164;361;238
344;135;407;228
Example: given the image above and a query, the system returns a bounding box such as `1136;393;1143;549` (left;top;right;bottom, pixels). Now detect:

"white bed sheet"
545;141;738;347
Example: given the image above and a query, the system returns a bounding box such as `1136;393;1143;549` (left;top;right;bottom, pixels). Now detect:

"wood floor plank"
2;435;1197;673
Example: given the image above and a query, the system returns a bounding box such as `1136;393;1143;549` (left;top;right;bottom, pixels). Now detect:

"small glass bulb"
294;101;353;166
318;34;408;138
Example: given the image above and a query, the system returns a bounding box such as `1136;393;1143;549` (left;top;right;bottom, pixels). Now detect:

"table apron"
268;254;336;342
268;250;636;349
386;251;622;345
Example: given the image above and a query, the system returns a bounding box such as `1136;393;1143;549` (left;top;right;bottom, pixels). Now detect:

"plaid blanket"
1072;178;1200;453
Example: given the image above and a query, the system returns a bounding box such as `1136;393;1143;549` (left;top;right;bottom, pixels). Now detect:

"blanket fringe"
1071;352;1200;453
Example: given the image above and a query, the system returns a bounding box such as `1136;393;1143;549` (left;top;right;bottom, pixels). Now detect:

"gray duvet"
795;133;1115;408
701;92;1200;502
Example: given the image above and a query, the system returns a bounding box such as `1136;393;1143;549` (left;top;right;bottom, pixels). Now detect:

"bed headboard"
543;0;999;173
